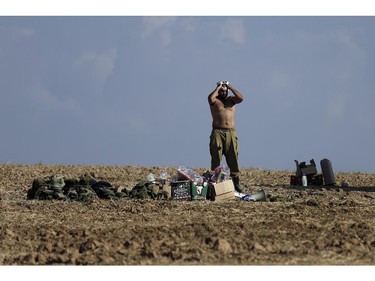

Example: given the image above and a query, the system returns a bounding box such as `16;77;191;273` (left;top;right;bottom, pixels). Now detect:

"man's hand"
217;81;230;87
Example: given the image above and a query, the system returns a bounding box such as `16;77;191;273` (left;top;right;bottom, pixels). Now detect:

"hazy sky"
1;15;374;173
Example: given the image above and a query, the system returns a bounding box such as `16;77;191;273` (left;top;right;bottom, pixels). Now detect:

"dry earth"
1;163;375;266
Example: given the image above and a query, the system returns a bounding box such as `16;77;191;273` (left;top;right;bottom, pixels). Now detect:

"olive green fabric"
28;176;67;200
127;181;168;200
209;128;240;176
28;175;97;202
27;174;169;201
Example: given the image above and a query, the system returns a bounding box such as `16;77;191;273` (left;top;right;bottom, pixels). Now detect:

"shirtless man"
208;81;244;193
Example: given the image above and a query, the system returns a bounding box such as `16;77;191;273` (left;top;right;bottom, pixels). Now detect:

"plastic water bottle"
302;174;307;187
160;171;167;185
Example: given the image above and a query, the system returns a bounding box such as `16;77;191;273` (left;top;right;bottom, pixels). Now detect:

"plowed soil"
1;163;375;265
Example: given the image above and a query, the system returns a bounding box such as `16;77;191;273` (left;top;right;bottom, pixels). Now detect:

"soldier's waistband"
212;127;236;132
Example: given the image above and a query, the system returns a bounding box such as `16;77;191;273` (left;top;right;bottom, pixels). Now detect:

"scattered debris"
27;165;271;203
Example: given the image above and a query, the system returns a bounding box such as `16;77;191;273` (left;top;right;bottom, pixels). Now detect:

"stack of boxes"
165;179;235;201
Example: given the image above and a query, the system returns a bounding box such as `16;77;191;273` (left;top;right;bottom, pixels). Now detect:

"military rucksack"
27;174;66;200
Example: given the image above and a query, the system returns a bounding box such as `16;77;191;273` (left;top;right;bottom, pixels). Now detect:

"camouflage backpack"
63;176;97;202
127;180;168;200
27;174;66;200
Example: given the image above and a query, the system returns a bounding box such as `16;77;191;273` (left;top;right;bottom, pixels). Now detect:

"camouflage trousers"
209;128;240;176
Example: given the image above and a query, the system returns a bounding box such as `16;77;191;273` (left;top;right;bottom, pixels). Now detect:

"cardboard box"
209;179;235;201
171;180;192;201
191;183;208;200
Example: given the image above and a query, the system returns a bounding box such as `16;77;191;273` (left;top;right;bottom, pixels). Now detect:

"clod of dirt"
214;238;232;253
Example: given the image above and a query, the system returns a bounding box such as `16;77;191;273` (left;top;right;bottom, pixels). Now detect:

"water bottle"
160;171;167;185
302;174;307;187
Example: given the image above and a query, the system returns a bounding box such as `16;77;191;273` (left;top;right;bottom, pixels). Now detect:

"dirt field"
1;163;375;266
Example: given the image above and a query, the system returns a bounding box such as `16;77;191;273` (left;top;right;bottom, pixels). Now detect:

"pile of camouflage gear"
27;174;169;202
